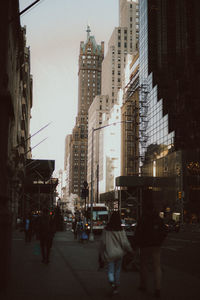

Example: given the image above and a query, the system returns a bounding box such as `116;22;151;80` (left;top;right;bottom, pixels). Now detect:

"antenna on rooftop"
86;23;91;39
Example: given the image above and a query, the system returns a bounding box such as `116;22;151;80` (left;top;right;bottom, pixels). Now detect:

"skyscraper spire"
86;24;91;40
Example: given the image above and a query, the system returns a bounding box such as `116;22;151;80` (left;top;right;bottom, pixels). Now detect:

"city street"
4;228;200;300
162;230;200;279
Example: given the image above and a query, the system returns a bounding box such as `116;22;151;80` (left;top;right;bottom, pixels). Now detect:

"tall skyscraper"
101;0;139;105
139;0;200;215
65;27;104;197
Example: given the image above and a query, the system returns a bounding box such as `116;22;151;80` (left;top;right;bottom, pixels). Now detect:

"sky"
19;0;119;174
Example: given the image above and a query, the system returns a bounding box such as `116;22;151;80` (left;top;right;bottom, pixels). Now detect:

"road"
162;231;200;279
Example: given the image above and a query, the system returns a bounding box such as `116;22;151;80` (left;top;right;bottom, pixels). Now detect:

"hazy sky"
19;0;119;173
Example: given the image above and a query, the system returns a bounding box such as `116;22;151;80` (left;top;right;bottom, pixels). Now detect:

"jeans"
107;259;122;287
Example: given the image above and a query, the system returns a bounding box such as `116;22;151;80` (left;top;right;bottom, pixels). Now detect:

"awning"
24;159;57;194
116;175;176;188
25;159;55;182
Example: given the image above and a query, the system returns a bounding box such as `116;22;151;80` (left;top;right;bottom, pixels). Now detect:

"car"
122;220;137;237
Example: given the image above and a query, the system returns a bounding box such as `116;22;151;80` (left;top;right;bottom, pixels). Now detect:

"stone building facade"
0;0;32;291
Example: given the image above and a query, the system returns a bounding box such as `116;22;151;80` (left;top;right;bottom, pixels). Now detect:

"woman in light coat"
99;211;133;295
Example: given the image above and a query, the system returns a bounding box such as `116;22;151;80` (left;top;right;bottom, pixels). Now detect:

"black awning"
25;159;55;182
116;175;176;188
25;181;58;193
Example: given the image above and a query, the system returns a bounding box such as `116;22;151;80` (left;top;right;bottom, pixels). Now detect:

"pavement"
3;229;200;300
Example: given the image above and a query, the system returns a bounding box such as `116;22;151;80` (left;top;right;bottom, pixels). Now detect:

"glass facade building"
139;0;200;219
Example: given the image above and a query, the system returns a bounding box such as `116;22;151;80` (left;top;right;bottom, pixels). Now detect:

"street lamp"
89;120;132;242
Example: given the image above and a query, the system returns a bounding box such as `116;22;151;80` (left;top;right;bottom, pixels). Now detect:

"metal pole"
9;0;41;23
119;189;121;213
89;128;94;241
180;151;184;227
19;0;41;16
96;164;99;203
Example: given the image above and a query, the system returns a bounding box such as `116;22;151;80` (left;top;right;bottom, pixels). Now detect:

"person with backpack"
134;200;168;298
37;208;56;264
99;211;133;296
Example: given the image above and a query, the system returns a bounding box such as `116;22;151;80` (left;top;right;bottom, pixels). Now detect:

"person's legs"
152;247;162;292
114;259;122;287
107;261;115;284
139;247;149;290
40;239;46;262
46;238;53;263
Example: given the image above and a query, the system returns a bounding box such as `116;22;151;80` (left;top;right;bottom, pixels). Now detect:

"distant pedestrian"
134;200;168;298
99;211;133;296
37;208;56;264
23;213;33;243
76;218;83;241
72;219;78;239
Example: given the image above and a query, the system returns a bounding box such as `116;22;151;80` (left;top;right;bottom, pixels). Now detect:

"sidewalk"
4;230;200;300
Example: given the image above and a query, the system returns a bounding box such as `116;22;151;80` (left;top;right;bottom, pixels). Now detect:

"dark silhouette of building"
0;0;33;292
139;0;200;217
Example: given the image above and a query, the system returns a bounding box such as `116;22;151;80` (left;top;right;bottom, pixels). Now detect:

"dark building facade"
139;0;200;219
0;0;34;291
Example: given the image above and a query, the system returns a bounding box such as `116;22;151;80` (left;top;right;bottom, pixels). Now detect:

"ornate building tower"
65;27;104;198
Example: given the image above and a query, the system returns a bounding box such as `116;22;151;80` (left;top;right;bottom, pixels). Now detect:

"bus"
85;203;109;233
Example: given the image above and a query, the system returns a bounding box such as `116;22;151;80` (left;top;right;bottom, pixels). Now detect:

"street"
162;230;200;279
4;229;200;300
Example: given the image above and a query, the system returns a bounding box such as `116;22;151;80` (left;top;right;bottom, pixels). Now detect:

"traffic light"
178;191;182;199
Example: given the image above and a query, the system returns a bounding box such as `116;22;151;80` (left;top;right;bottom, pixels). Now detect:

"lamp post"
89;120;132;242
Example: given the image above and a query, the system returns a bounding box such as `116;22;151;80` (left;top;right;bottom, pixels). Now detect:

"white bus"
85;203;109;233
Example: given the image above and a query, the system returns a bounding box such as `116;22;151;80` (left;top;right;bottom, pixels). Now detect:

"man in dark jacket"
37;208;56;264
134;201;168;298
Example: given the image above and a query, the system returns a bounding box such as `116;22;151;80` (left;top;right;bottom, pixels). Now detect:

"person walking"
76;218;84;242
72;218;78;239
23;213;33;243
37;208;56;264
99;211;133;296
134;200;168;298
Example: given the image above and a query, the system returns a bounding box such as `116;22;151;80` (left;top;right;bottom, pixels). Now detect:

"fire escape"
139;81;149;168
123;75;149;175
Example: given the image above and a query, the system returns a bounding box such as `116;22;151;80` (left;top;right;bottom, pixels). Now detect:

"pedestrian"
134;200;168;298
72;218;78;239
37;208;56;264
23;213;33;243
99;211;133;296
76;218;83;241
